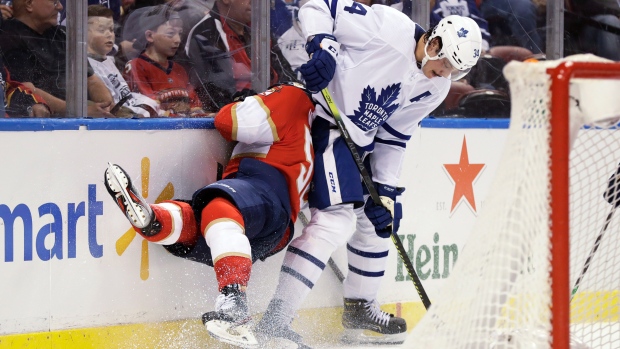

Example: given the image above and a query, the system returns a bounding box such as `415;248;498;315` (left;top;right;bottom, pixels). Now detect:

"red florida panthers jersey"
215;84;315;221
124;54;202;110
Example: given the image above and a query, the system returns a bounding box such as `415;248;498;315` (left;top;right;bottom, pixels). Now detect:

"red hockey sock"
214;255;252;291
201;198;250;291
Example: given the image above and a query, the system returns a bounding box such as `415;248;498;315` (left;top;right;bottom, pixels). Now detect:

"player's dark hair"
422;24;443;51
87;5;114;18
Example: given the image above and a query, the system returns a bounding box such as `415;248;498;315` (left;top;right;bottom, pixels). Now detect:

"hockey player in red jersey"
104;82;314;348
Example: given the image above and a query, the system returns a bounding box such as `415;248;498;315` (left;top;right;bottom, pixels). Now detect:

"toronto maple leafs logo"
457;27;469;38
348;84;401;131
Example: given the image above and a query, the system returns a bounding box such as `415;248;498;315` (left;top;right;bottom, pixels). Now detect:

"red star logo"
443;136;485;213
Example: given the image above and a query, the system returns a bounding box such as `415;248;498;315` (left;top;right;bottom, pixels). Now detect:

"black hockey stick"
320;88;431;310
298;211;346;283
571;164;620;301
570;206;616;301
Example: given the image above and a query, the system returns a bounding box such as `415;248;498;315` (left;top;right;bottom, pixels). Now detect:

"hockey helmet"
422;15;482;81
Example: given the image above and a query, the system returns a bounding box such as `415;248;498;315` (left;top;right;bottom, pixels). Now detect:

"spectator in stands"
124;5;207;117
1;0;12;20
271;0;293;38
479;0;543;54
564;0;620;60
185;0;297;112
118;0;213;79
277;0;308;79
0;0;114;117
87;5;159;117
431;0;492;52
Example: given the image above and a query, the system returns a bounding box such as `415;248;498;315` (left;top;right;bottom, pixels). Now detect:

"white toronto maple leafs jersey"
299;0;451;186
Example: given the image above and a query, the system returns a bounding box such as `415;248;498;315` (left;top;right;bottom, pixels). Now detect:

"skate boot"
341;298;407;344
202;284;258;348
104;163;161;236
255;298;311;349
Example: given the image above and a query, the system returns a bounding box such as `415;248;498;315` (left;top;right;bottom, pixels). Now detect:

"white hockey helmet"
422;15;483;81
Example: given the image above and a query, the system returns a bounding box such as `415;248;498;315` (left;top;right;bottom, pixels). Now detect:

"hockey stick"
320;88;432;310
298;211;346;283
570;206;616;301
571;164;620;301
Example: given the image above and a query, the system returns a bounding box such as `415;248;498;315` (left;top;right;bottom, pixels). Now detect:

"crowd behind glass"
0;0;619;118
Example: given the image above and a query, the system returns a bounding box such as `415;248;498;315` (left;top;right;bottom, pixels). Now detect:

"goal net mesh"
405;55;620;349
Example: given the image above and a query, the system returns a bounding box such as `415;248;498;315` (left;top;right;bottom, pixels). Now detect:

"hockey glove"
299;34;339;92
604;162;620;208
364;184;405;238
231;88;258;103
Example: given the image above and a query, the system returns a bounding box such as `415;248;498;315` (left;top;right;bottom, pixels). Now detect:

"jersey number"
344;2;367;15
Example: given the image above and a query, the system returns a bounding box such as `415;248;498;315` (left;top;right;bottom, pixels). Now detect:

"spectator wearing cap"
0;0;114;117
184;0;297;112
123;5;207;117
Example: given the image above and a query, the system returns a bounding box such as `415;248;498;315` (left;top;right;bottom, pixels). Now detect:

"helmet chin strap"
421;40;441;69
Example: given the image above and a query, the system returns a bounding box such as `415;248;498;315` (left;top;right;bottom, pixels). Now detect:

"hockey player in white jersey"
256;0;482;346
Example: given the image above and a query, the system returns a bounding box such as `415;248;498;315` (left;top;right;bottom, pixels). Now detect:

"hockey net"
405;55;620;349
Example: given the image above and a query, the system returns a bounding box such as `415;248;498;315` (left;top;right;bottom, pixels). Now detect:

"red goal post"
549;60;620;349
403;55;620;349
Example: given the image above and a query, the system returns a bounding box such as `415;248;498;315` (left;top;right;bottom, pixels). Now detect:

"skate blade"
205;320;259;348
106;163;150;228
341;329;406;345
105;163;128;194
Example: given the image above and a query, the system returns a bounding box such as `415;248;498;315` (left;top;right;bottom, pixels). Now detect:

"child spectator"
87;5;158;117
124;5;206;117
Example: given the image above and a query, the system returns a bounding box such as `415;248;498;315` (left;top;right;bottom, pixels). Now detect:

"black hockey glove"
232;88;258;103
364;183;405;238
298;34;339;93
604;162;620;208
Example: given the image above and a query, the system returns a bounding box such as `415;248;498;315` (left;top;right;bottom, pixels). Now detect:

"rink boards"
0;118;617;348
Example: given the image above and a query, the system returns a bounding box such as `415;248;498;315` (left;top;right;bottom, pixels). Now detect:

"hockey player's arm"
371;109;424;186
297;0;376;91
215;86;311;143
299;0;377;47
214;95;280;145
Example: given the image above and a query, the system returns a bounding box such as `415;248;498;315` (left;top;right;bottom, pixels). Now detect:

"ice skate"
104;163;161;235
202;284;258;348
341;298;407;344
255;299;311;349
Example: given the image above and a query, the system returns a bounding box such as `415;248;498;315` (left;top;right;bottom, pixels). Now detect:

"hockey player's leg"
340;207;407;344
256;204;356;347
105;163;199;244
199;197;258;348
